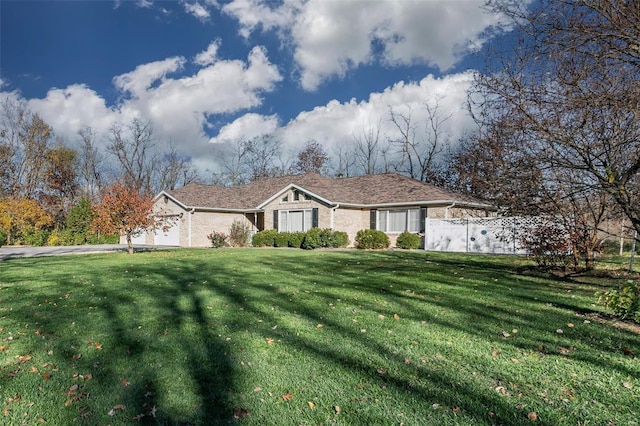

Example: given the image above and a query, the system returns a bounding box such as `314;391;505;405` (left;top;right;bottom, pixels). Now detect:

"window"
377;208;421;233
279;209;314;232
293;190;302;201
281;194;289;203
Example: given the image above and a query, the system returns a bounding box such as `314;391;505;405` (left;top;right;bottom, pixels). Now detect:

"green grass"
0;249;638;425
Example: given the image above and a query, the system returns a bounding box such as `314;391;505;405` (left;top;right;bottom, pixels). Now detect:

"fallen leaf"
113;404;126;410
502;331;511;338
378;314;385;320
43;372;50;381
18;355;32;363
333;405;341;415
133;413;145;421
281;393;293;401
567;323;574;328
559;347;573;355
3;408;10;416
316;324;323;328
30;366;39;373
71;354;81;361
95;342;102;350
6;394;21;404
528;412;538;421
121;379;130;386
623;382;633;389
453;407;461;412
492;347;500;357
0;345;8;351
556;329;563;334
67;384;79;396
253;387;262;393
393;313;400;320
511;358;520;363
307;401;315;410
233;407;249;418
265;338;274;345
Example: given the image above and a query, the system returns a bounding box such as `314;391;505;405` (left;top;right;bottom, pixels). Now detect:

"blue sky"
1;0;515;173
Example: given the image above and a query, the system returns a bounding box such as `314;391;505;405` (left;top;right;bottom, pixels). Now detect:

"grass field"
0;248;638;425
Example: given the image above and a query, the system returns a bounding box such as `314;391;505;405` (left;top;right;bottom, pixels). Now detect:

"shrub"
519;221;571;269
252;229;278;247
288;232;306;248
597;283;640;323
229;219;251;247
332;231;349;248
355;229;390;249
302;228;323;250
0;229;6;247
396;231;421;249
86;233;119;244
22;230;50;247
274;232;290;248
207;231;228;248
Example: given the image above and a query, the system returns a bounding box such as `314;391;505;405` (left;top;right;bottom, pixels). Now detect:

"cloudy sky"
1;0;515;174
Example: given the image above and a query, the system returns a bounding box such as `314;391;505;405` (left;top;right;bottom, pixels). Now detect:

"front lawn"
0;249;638;425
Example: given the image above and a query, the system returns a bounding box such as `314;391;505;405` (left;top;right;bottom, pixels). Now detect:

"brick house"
130;173;495;248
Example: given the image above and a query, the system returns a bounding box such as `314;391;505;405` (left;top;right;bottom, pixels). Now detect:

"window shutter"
273;210;279;231
312;208;318;228
420;207;427;233
370;209;377;230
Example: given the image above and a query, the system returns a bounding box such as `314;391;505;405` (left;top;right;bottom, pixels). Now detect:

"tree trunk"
126;233;134;255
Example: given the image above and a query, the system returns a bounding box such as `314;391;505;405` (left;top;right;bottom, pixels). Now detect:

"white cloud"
136;0;154;8
221;0;299;38
182;1;211;21
211;71;477;156
209;113;280;143
27;84;122;140
0;42;282;175
113;57;186;98
194;39;221;66
221;0;506;91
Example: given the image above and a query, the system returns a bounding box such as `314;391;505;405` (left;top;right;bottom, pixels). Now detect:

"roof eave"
337;200;496;210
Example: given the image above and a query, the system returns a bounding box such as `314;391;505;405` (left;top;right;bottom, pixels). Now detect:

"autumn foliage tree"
0;198;53;245
93;182;167;254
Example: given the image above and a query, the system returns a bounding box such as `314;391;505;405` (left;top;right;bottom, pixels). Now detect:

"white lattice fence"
424;216;547;254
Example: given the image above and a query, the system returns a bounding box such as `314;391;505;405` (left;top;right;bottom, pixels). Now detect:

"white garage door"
154;222;180;246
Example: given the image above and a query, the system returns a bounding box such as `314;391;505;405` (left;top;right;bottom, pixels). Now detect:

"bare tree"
0;98;53;198
157;144;199;191
331;143;356;177
352;121;382;175
107;118;157;195
480;0;640;236
388;97;452;183
77;126;104;201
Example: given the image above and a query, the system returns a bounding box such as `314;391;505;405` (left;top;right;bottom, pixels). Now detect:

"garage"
154;222;180;246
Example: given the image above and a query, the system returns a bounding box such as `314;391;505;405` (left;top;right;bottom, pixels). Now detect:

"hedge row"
252;228;349;250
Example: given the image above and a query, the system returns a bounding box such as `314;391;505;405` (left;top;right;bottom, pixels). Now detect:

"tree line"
1;0;638;267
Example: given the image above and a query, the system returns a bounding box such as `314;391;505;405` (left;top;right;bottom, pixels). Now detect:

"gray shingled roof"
164;173;492;210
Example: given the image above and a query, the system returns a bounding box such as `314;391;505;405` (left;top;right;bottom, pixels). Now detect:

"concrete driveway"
0;244;164;261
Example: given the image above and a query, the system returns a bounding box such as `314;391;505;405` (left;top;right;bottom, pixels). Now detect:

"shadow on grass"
1;249;638;425
0;254;236;424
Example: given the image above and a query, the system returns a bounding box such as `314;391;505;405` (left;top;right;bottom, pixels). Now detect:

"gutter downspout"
330;203;340;229
188;208;195;247
445;202;456;219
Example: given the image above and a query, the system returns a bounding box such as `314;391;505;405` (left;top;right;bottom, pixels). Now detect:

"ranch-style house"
128;173;495;248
